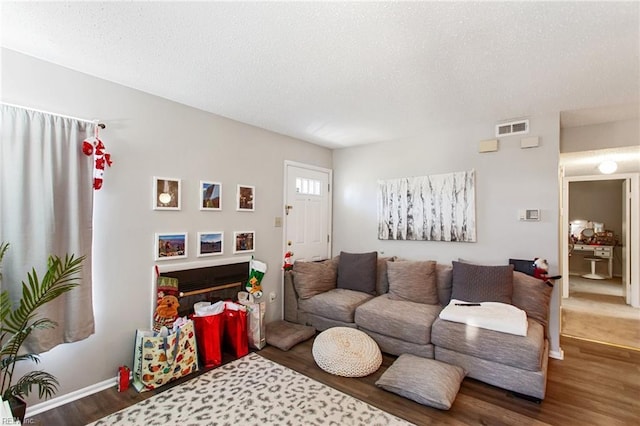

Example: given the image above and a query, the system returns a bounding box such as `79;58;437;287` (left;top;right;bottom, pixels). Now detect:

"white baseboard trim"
549;348;564;360
25;376;117;418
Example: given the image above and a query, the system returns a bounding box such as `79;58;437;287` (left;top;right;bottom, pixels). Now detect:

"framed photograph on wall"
155;232;187;260
197;231;224;257
233;231;255;253
236;184;255;211
153;177;181;210
200;181;222;211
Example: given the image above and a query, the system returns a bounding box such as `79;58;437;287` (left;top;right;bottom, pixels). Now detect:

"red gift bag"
222;303;248;358
191;313;224;368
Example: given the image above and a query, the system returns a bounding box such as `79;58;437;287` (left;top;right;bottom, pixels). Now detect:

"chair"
582;256;606;280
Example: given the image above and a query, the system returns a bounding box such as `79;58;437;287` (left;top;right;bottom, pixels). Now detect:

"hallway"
562;275;640;349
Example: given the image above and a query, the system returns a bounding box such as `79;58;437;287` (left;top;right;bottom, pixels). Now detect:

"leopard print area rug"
89;353;414;426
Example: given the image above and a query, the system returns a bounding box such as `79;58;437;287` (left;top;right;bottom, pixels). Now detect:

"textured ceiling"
1;1;638;149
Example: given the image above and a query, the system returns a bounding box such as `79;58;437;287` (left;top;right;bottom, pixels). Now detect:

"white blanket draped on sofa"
439;299;528;336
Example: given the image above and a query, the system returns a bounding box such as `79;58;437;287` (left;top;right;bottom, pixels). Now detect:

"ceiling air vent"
495;119;529;137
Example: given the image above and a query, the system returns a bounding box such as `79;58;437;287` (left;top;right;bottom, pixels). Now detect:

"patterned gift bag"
132;320;199;392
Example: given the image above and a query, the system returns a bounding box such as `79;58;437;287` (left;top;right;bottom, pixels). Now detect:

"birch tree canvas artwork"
377;170;476;242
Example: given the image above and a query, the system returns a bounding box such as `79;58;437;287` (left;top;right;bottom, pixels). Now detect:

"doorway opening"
560;174;640;349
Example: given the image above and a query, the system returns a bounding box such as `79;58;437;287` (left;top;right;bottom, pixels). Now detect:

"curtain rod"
1;101;106;129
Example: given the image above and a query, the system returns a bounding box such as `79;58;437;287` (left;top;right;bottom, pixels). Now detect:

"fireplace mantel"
153;255;252;318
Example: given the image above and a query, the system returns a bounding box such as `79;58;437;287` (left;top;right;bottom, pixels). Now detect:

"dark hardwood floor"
28;335;640;425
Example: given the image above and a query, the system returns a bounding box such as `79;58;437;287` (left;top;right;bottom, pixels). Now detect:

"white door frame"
560;172;639;307
283;160;333;260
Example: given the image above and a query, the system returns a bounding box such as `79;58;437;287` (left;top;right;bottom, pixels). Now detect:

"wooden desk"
572;244;613;278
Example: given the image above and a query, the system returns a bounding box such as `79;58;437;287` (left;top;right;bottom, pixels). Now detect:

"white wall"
561;118;639;153
332;114;562;354
1;48;332;406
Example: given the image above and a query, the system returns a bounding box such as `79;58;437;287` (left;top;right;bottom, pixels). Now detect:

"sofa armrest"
512;271;553;333
284;271;300;323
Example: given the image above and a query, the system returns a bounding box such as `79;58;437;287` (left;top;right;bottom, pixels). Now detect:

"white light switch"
518;209;541;221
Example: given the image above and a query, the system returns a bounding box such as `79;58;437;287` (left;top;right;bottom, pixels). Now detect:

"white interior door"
284;162;332;262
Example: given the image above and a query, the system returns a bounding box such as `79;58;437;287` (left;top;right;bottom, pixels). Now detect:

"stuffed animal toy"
533;258;549;281
245;258;267;298
283;251;294;271
153;295;180;332
247;276;263;298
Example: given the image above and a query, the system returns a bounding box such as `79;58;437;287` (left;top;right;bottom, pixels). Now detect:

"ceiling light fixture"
598;160;617;174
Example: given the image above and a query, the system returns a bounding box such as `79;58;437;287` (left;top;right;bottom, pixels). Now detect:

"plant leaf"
1;251;83;400
3;370;59;400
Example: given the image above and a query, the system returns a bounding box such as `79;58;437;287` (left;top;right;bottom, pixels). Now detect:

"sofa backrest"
435;263;453;306
285;255;550;332
390;257;453;306
512;271;552;330
283;271;298;323
375;256;395;295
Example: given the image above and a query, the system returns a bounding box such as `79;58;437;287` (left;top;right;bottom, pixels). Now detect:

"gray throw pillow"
512;271;552;329
375;353;466;410
451;261;514;304
291;258;338;299
337;251;378;294
386;260;439;305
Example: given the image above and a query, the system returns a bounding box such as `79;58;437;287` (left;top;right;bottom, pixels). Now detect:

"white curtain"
0;104;95;353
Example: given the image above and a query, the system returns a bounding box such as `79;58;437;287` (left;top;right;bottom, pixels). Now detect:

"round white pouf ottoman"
312;327;382;377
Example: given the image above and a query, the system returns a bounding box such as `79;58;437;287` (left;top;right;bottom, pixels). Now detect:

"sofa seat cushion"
431;317;545;371
298;289;374;323
355;294;442;345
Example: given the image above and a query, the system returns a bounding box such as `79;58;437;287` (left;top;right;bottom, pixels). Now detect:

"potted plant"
0;242;84;422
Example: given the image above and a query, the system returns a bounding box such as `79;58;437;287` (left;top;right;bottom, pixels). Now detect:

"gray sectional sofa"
283;252;553;400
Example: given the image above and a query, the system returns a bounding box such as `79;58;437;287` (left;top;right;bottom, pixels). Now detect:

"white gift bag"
238;293;266;350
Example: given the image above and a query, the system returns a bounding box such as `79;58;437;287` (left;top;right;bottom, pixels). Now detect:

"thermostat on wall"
518;209;540;221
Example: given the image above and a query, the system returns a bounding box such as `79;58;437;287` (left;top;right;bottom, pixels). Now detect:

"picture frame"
233;231;255;253
236;184;255;211
155;233;188;260
200;181;222;211
153;177;181;210
377;170;476;242
197;231;224;257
